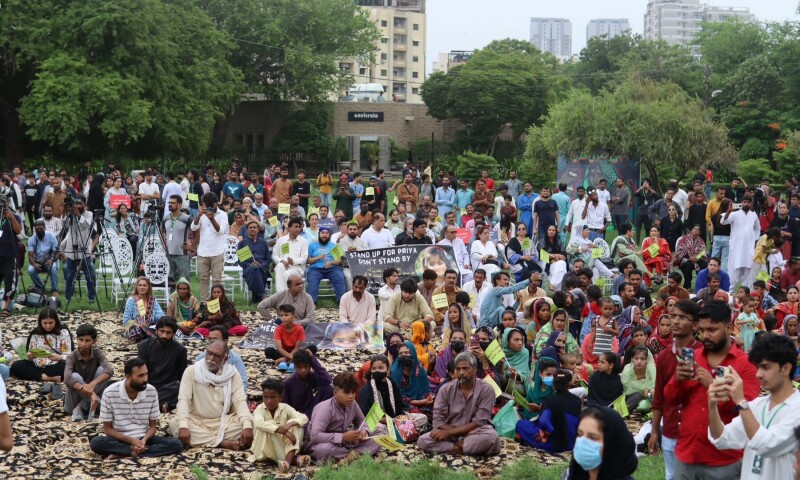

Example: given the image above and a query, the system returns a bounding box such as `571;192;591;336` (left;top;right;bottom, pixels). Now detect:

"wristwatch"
735;400;750;411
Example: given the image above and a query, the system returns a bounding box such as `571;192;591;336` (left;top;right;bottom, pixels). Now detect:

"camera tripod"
117;205;169;313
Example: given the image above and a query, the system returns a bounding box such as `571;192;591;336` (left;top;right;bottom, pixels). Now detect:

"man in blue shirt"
238;221;271;303
221;171;244;203
505;170;521;202
351;172;364;212
694;256;731;293
479;271;539;328
552;183;572;245
306;226;346;304
435;177;455;219
195;326;248;391
455;179;474;227
27;219;60;296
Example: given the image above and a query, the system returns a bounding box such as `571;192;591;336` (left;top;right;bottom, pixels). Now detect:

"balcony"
393;26;407;34
394;44;407;52
394;60;406;67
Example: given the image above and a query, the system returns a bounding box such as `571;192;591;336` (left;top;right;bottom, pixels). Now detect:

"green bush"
454;152;499;183
736;158;776;182
738;138;770;161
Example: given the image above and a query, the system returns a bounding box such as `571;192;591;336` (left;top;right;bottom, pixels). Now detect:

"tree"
420;39;567;154
526;76;737;190
270;104;333;155
199;0;380;101
0;0;242;164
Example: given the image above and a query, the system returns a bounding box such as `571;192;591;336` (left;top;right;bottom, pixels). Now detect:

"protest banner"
346;245;459;295
237;322;377;351
109;194;131;209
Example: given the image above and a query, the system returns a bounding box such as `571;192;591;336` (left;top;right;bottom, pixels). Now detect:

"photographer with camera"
0;197;21;317
27;220;60;298
59;194;98;304
164;195;192;283
190;192;229;301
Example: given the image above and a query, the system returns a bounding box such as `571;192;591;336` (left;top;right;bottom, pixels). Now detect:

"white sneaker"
72;406;85;422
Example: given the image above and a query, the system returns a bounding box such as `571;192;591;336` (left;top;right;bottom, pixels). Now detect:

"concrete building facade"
587;19;631;41
530;18;572;60
644;0;754;46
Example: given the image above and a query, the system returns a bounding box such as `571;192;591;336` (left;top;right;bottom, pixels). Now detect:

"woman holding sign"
103;177;128;223
506;222;541;283
196;284;247;337
10;308;73;397
122;277;165;343
539;224;568;290
642;226;672;285
567;226;614;282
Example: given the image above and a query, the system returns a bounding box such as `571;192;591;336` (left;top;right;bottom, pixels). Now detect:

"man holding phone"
664;301;759;479
190;192;230;301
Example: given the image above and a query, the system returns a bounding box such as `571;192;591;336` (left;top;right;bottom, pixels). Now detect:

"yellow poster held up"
136;299;146;317
431;293;449;309
364;402;385;432
206;298;220;314
484;339;505;366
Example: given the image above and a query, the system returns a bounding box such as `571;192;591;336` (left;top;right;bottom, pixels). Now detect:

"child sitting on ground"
249;379;310;472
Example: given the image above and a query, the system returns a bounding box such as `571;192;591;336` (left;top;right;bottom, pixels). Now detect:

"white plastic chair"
144;252;170;308
221;236;243;297
110;237;135;306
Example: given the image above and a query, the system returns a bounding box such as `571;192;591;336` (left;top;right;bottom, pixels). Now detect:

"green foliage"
527;76;736;190
739;139;770;161
696;19;767;77
200;0;380;101
454;152;499;183
1;0;242;162
409;138;456;166
270;104;333;154
421;39;567;151
315;456;475;480
737;159;776;183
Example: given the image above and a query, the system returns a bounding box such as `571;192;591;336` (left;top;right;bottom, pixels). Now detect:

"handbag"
393;414;419;443
492;398;521;438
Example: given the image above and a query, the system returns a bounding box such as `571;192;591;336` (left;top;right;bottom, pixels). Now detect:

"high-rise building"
587;19;631;41
644;0;754;46
341;1;426;103
431;51;473;74
530;18;572;60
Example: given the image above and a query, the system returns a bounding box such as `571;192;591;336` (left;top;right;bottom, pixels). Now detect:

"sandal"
278;460;291;474
0;309;10;318
295;455;311;468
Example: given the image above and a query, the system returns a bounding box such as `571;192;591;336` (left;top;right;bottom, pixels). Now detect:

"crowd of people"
2;162;800;478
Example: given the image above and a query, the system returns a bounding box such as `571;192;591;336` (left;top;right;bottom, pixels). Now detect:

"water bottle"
50;296;58;310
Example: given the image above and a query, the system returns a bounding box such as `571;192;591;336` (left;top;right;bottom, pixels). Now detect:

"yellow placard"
374;435;405;451
591;248;603;259
365;187;375;196
647;243;660;257
237;246;253;262
364;402;385;432
385;414;398;440
484;339;505;366
280;242;290;256
756;270;771;283
484;376;502;398
330;244;344;260
268;216;279;227
522;238;531;250
206;298;220;314
539;249;550;263
513;387;530;409
136;298;146;317
642;306;654;319
248;184;256;194
187;193;199;202
278;203;291;215
696;250;706;259
469;293;476;306
432;293;449;309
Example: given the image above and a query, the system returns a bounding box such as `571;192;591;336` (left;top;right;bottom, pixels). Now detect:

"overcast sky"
426;0;799;71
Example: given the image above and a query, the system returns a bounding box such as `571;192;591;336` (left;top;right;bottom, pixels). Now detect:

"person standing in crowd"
581;187;611;242
164;194;192;283
271;166;293;205
708;334;800;480
59;195;97;306
552;183;571;246
191;192;229;301
291;169;311;213
333;175;355;220
517;182;537;237
634;180;658;243
721;196;761;292
435;177;455;219
610;178;631;234
665;301;759;479
533;186;559;242
316;168;333;207
455;179;474;227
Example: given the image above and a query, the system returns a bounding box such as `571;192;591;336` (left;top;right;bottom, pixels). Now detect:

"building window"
381;20;387;27
412;56;419;62
381;69;387;76
381;53;387;60
412;40;419;46
412;71;418;78
381;37;388;44
413;23;419;31
412;87;419;94
359;67;367;75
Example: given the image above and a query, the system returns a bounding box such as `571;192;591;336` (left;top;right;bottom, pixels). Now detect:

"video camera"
62;193;81;207
143;200;165;219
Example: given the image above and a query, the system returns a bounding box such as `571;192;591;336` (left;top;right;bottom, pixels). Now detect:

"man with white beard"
720;195;760;292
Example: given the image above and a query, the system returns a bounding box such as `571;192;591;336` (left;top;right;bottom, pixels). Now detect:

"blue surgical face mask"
542;376;554;387
573;437;603;471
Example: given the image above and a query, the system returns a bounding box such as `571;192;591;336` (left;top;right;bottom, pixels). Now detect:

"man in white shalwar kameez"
720;196;760;292
170;341;253;450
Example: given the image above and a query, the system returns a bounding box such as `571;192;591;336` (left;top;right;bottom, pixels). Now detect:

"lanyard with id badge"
751;402;788;474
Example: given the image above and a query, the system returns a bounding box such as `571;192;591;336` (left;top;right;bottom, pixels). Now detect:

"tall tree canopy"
526;76;736;189
0;0;243;163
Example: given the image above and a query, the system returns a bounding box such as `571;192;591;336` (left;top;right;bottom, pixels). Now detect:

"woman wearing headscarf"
587;352;624;409
358;354;405;418
646;314;673;356
430;329;468;393
517;369;581;453
524;356;559;420
169;277;201;335
567;407;638;480
442;303;473;347
356;332;404;391
410;321;434;372
469;327;505;383
196;284;247;337
617;305;644;354
502;327;530;394
534;309;578;356
567;226;615;281
620;346;655;413
390;341;434;421
538;330;568;364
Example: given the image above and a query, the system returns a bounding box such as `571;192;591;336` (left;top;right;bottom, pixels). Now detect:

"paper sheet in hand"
591;248;603;259
236;246;253;262
206;298;220;314
513;388;529;409
647;243;660;257
364;402;385;432
330;244;344;260
136;299;146;316
539;249;550;263
484;339;505;365
278;203;291;215
484;376;502;397
268;216;279;227
280;242;289;256
431;293;449;309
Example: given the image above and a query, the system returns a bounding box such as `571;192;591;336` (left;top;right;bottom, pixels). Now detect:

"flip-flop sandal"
278;461;291;473
0;310;10;318
295;455;311;468
277;362;289;372
286;363;295;373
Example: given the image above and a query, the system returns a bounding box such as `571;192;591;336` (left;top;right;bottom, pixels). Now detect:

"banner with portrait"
345;245;460;296
237;322;379;351
557;153;641;216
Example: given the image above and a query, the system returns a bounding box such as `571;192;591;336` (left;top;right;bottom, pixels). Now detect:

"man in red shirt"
648;299;702;480
780;257;800;290
664;300;760;479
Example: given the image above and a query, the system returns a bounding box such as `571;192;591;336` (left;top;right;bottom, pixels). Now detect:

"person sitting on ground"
10;307;73;399
390;341;434;419
169;277;202;336
416;352;501;456
308;372;381;466
673;225;708;290
384;278;435;338
442;301;474;346
64;324;113;422
249;378;310;472
587;352;624;409
502;327;530;395
197;284;247;337
524;356;560;420
265;305;305;371
431;269;462;329
122;277;165;343
517;369;581;453
170;340;253;450
357;354;406;420
195;326;249;392
565;407;639;480
137;316;187;412
338;275;377;328
90;358;184;460
410;320;436;372
646;314;673;356
238;220;271;304
480;271;538;329
657;272;691;301
282;349;332;419
620;346;655;413
431;329;468;391
305;226;347;304
256;275;316;325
